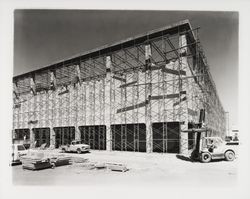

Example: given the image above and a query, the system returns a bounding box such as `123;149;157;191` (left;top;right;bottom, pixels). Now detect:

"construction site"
12;19;226;155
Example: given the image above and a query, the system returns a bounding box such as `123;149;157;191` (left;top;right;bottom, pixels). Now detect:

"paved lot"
12;150;238;187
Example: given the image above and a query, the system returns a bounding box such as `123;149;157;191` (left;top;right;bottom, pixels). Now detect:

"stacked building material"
106;163;128;172
21;150;71;170
21;151;52;170
95;163;106;170
71;156;88;163
80;163;96;170
50;155;72;167
22;158;52;170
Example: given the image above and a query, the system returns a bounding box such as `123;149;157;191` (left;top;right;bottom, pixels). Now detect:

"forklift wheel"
225;151;235;161
201;152;212;163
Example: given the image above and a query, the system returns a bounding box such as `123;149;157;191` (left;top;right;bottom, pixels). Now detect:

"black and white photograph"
0;1;250;199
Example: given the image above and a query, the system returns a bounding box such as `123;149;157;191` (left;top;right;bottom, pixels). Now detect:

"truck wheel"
225;151;235;161
201;152;212;163
51;163;55;169
77;148;81;154
61;148;66;153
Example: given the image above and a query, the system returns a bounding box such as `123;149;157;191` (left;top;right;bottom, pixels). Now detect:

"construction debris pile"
80;162;129;172
21;151;71;170
20;150;129;172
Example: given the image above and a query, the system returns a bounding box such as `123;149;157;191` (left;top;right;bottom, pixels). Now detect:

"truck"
60;140;90;154
11;144;28;165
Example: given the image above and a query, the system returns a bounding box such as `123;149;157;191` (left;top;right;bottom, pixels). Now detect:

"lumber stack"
21;151;71;170
71;157;88;163
21;157;52;170
21;151;51;170
106;163;128;172
50;155;72;167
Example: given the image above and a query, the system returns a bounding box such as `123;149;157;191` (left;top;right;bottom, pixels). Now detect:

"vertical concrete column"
49;126;55;147
50;70;56;88
51;90;56;147
75;64;81;141
30;91;36;145
50;103;56;147
13;82;18;135
30;76;36;95
30;95;35;145
83;82;87;126
75;127;81;141
27;91;33;145
29;127;34;145
162;69;168;151
145;44;153;153
49;71;56;147
75;83;81;141
76;64;81;85
105;56;112;151
179;34;189;155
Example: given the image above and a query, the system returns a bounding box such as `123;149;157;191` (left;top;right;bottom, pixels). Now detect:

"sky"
13;10;238;129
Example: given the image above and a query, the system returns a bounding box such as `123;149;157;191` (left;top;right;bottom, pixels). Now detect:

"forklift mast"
196;109;206;151
181;109;207;159
190;109;206;159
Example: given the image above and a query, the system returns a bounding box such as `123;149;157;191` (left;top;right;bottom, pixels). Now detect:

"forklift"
182;109;237;163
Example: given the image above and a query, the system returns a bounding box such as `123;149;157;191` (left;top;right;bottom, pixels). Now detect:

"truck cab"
11;144;28;165
61;140;90;154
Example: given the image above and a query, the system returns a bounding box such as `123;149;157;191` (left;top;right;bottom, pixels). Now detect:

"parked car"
60;140;90;154
11;144;28;165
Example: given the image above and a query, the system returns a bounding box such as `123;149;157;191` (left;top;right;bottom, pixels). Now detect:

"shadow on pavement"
59;151;91;154
176;154;194;163
176;154;227;163
210;159;225;163
82;151;91;154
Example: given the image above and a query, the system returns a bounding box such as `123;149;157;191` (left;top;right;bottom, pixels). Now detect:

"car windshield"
75;141;81;144
17;145;26;151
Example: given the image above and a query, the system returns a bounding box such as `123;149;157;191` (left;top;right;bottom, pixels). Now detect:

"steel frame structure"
13;20;226;154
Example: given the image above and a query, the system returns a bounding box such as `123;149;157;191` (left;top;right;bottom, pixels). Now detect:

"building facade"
12;20;226;154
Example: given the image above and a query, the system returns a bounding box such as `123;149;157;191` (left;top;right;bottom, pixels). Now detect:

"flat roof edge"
13;19;191;80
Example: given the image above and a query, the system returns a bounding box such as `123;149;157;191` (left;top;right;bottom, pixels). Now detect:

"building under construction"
12;20;226;154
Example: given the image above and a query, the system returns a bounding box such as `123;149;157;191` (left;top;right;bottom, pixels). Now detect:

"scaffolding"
13;20;226;154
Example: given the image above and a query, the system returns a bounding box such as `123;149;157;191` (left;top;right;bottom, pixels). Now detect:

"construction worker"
208;140;216;153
